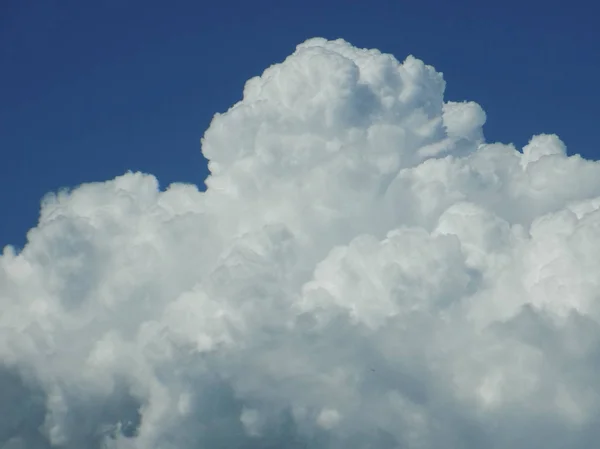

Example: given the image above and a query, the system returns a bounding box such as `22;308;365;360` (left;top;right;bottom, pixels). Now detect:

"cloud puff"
2;37;600;448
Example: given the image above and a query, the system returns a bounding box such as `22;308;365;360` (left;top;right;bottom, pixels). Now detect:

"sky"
4;2;600;449
1;0;599;249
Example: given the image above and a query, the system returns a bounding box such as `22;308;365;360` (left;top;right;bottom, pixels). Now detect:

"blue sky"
2;0;598;249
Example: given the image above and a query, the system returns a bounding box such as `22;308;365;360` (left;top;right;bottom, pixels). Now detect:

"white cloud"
2;37;600;448
316;408;341;429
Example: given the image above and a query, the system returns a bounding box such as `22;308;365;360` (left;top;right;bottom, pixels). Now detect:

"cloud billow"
2;38;600;448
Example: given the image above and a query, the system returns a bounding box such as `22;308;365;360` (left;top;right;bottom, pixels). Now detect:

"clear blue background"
2;0;598;249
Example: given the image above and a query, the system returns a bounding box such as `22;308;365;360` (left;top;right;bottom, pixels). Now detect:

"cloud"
2;37;600;448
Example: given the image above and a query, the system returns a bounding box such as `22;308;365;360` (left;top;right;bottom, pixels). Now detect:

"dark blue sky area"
1;0;598;248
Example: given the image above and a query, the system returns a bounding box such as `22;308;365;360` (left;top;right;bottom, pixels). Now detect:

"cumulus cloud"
2;37;600;448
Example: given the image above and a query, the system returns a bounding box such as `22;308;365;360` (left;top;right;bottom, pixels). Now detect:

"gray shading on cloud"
2;38;600;448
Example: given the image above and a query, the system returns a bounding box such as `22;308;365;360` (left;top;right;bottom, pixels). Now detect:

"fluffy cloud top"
2;38;600;449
